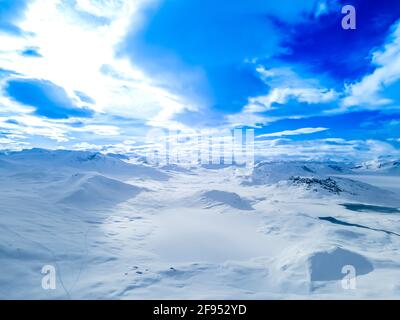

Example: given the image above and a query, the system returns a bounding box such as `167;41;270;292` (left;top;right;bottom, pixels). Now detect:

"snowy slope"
286;176;400;207
243;160;399;206
244;161;354;185
190;190;254;210
58;174;146;209
0;148;169;180
1;150;400;299
354;158;400;175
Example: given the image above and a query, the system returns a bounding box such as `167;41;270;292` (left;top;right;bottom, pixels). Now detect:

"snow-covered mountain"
354;158;400;174
58;173;146;209
244;160;354;185
287;176;400;206
1;149;400;299
242;160;400;206
0;148;169;180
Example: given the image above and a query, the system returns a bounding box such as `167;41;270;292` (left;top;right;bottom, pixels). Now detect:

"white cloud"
72;142;103;151
225;112;272;128
74;0;131;19
254;138;400;161
256;127;329;138
341;20;400;110
76;125;120;136
244;87;337;114
0;115;70;142
227;66;338;127
251;66;338;112
0;0;188;128
0;114;122;145
0;136;29;150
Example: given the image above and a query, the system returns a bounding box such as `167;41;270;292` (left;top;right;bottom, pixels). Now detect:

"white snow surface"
1;149;400;299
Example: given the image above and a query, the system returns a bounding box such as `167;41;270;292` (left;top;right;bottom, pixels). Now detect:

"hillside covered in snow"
1;149;400;299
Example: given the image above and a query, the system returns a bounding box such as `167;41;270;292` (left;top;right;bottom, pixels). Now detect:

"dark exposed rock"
290;176;343;194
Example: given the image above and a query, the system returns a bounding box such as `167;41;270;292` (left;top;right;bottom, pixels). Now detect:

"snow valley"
1;149;400;299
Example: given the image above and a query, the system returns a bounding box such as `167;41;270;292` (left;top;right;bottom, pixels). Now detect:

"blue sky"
0;0;400;160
